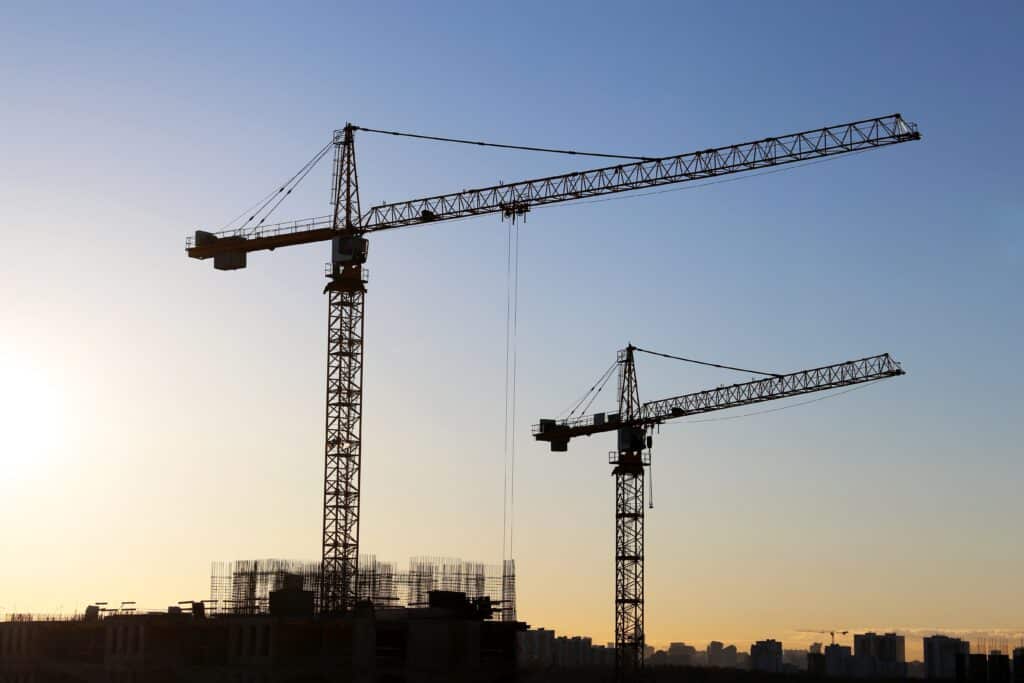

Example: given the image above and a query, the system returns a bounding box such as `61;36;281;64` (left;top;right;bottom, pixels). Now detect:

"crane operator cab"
332;235;368;266
327;234;369;287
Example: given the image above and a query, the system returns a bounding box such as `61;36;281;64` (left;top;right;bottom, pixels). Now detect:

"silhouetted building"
853;632;907;678
925;635;971;679
966;653;989;683
591;644;614;668
751;639;783;673
809;651;827;676
707;641;724;667
518;627;555;667
667;641;698;666
989;652;1011;683
826;643;854;677
1013;648;1024;683
707;641;738;668
856;632;906;663
0;593;524;682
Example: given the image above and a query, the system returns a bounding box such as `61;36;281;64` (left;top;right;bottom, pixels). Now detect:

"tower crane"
800;629;850;646
184;115;920;617
534;347;905;674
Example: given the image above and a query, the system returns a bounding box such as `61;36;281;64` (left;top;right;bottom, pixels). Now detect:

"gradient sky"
1;0;1022;659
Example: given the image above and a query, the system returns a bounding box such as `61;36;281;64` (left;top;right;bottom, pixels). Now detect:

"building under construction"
0;557;522;683
208;556;516;621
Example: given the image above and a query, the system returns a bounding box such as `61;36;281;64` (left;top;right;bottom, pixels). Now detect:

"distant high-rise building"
808;651;827;676
707;641;725;667
856;632;906;663
825;643;854;677
667;642;697;666
924;636;970;680
989;652;1011;683
1013;648;1024;683
854;632;907;678
967;653;988;683
707;641;738;668
751;640;783;673
518;628;555;667
810;642;824;655
704;643;737;671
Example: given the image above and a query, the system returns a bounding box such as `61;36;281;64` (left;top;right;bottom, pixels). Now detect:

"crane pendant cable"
501;221;521;564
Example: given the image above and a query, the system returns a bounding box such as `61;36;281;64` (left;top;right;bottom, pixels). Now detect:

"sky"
1;0;1022;660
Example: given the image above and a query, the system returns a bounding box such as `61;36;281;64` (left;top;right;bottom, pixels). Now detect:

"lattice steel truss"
612;346;646;674
185;115;920;256
321;285;364;613
614;462;644;674
321;125;366;614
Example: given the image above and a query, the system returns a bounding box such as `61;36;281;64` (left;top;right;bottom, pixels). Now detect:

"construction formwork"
209;556;515;619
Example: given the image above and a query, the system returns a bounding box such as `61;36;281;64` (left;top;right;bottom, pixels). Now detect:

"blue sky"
1;1;1021;653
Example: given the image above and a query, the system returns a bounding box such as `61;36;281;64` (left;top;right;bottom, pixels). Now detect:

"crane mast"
321;125;368;614
183;114;920;635
534;348;905;675
613;345;647;674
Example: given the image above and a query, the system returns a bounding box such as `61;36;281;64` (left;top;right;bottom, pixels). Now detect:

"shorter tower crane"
800;629;851;646
534;346;905;676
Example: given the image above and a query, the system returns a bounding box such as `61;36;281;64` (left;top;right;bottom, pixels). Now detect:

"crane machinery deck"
535;347;906;676
184;115;921;636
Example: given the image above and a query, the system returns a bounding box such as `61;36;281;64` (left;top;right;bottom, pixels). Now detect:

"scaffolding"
209;556;515;619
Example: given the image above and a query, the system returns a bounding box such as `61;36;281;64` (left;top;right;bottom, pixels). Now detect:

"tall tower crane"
185;114;920;616
534;347;905;675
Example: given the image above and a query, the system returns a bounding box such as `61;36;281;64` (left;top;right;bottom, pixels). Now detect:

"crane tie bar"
632;346;782;378
352;125;657;162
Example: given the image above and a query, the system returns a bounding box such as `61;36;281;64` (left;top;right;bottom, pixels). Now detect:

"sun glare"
0;354;63;475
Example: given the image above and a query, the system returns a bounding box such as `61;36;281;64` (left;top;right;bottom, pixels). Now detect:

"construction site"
1;113;921;683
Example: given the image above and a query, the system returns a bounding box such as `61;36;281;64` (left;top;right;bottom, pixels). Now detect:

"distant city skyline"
523;625;1024;674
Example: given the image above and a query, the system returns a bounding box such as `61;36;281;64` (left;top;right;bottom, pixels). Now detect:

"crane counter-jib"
533;353;904;448
185;114;920;262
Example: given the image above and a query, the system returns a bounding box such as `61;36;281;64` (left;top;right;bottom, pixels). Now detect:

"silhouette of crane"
535;347;904;675
801;629;851;646
185;115;920;616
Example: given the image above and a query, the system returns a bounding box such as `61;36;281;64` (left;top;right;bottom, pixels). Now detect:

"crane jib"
532;353;904;447
185;114;920;261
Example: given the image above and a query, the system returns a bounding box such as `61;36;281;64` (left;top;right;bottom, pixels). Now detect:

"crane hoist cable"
501;220;521;563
